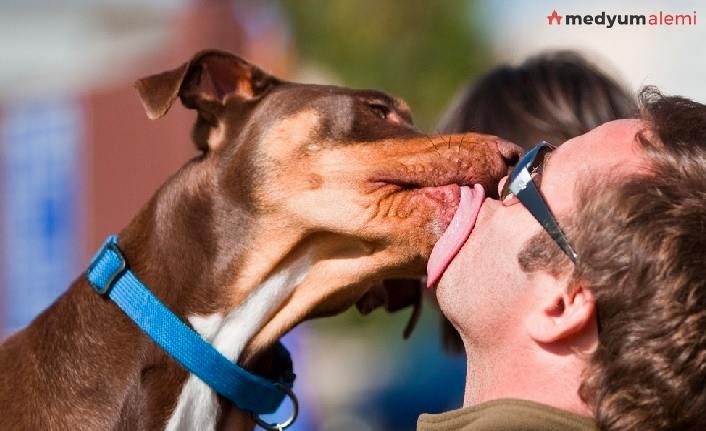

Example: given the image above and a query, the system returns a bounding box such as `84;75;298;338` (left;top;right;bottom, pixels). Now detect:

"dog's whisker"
458;133;467;153
426;133;445;159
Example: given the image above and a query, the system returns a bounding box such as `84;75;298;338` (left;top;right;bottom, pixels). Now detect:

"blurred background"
0;0;702;430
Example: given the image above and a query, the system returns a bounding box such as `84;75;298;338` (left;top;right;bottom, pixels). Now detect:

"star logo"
547;10;562;25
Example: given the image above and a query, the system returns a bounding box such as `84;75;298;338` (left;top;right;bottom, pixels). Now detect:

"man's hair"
439;50;635;353
438;50;635;150
523;87;706;430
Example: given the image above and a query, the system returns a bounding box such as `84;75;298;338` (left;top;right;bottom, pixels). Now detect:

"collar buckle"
87;237;128;298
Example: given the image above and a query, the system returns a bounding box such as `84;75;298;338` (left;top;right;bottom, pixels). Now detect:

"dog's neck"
164;252;311;431
6;159;363;431
111;164;311;430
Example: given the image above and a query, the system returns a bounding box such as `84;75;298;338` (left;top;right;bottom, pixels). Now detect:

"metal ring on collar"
252;383;299;431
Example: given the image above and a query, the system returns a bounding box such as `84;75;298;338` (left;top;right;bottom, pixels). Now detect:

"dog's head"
135;50;520;360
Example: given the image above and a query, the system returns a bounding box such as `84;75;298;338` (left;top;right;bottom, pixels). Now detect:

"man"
421;87;706;431
435;49;635;354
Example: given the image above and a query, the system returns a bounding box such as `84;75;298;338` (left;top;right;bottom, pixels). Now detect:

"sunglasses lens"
500;177;511;199
531;145;553;174
500;142;553;200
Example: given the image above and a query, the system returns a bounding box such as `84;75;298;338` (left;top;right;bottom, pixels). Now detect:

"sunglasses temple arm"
519;181;579;263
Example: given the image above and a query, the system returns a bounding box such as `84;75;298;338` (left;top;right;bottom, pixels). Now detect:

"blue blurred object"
1;97;83;336
353;324;466;431
264;324;321;431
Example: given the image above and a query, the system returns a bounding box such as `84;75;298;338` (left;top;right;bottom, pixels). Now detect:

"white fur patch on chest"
165;254;312;431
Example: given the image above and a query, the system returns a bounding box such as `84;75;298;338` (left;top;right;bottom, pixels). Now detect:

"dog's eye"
367;102;390;120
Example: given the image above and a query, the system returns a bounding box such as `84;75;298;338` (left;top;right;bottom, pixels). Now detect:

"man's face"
435;119;647;348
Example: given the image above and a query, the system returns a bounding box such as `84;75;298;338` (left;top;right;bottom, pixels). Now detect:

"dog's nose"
496;139;523;176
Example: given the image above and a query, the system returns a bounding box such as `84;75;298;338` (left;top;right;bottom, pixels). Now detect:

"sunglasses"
500;141;578;264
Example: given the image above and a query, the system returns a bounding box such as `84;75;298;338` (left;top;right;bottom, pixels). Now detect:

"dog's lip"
367;170;499;197
418;184;465;230
352;182;485;337
368;178;484;241
355;278;423;339
354;182;463;308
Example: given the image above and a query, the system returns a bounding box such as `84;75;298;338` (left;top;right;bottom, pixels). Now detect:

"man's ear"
525;276;596;345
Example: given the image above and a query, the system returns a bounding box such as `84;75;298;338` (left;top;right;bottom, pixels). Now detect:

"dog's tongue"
426;184;485;288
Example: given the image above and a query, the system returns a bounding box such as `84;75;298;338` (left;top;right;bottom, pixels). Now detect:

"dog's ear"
134;50;276;121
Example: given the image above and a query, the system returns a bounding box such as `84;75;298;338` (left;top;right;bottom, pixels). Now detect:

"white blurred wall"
479;0;706;102
0;2;182;102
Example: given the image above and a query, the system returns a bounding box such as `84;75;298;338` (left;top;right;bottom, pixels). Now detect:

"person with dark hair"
436;51;635;353
438;50;635;149
420;87;706;431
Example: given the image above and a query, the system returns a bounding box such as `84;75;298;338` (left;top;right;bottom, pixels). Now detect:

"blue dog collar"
86;235;296;421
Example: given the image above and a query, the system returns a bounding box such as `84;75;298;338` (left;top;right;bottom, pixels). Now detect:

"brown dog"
0;50;520;431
